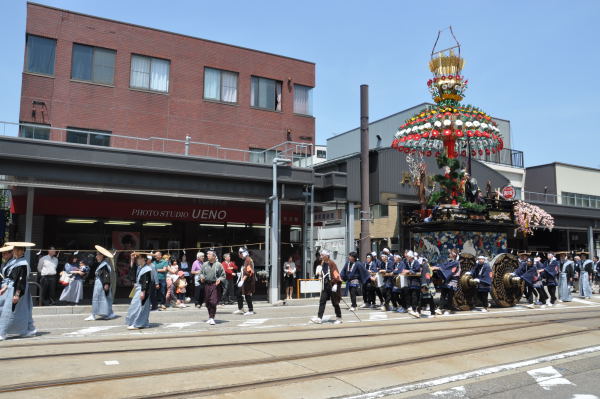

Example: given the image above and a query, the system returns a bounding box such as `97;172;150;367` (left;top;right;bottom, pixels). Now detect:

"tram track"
0;317;571;362
4;307;598;351
0;313;598;395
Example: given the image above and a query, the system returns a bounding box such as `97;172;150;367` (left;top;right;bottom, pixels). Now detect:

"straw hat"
94;245;114;259
0;245;14;253
5;242;35;248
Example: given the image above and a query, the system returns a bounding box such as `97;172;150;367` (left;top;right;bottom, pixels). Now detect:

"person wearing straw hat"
579;252;593;299
0;242;37;340
126;253;154;329
85;245;117;321
1;244;13;270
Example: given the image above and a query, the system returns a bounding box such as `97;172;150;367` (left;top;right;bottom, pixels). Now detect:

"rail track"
1;311;598;396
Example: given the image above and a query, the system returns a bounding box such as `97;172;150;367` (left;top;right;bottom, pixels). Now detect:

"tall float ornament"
392;28;503;159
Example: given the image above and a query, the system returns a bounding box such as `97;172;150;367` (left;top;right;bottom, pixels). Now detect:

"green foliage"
460;200;487;213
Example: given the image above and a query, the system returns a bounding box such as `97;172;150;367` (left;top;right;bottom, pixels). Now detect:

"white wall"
556;164;600;196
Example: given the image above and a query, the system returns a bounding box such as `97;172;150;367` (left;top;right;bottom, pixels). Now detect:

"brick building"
20;2;315;158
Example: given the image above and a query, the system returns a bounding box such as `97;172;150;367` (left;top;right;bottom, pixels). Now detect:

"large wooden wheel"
453;253;476;311
490;253;523;307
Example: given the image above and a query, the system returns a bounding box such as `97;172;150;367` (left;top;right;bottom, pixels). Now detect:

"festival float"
391;29;555;308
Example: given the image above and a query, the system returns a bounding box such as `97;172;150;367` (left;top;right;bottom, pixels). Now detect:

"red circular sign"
502;185;515;199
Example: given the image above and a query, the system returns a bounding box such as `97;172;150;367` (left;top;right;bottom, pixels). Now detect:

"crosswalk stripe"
431;386;466;397
572;298;596;305
238;318;268;327
368;312;388;320
527;366;573;390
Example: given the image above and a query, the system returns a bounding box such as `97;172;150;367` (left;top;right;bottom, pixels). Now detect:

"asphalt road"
0;294;599;398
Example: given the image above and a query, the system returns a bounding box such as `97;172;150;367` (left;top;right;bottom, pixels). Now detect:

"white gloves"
473;278;480;284
237;280;244;288
331;284;338;293
514;276;521;281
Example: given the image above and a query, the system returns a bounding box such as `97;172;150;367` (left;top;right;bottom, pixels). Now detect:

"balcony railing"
473;147;524;168
524;191;600;209
0;121;313;168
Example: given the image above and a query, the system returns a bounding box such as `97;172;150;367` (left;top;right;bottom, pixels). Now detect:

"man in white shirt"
37;247;58;306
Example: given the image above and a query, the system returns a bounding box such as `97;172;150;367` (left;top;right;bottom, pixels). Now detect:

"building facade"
20;2;315;159
524;163;600;255
1;3;334;300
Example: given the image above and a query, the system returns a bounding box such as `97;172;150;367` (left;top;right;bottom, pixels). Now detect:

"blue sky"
2;0;599;168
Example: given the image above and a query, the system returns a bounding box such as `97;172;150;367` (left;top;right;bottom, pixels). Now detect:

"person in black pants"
403;251;422;318
37;248;59;306
311;250;342;324
433;249;461;315
340;252;369;310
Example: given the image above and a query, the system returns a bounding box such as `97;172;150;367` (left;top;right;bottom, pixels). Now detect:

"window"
19;123;50;140
204;67;238;103
293;84;313;115
66;127;111;147
71;44;116;85
130;55;170;92
316;149;327;159
251;76;282;111
372;205;389;218
25;35;56;75
562;191;600;208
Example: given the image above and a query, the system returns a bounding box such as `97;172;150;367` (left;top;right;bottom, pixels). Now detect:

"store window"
293;84;313;115
25;35;56;75
251;76;282;111
130;54;170;92
71;44;116;85
19;123;50;140
204;67;238;103
562;192;600;209
66;127;111;146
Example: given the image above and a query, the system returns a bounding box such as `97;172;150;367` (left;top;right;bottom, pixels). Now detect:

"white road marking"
368;312;388;321
238;318;268;327
431;386;466;397
63;326;119;336
572;395;599;399
527;366;574;390
104;360;119;366
164;322;199;329
341;346;600;399
572;298;596;305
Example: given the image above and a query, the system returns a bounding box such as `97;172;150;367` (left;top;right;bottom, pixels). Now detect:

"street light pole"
269;157;291;304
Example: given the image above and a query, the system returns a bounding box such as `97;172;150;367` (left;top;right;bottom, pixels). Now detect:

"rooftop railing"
0;121;314;168
524;190;600;209
473;147;524;168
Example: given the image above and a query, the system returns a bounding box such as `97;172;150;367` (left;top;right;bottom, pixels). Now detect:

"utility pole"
359;85;371;259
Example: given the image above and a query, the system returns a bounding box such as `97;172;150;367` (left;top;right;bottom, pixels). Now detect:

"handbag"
59;271;73;286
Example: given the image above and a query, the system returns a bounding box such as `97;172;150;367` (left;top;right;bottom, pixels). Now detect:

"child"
166;260;179;306
175;271;187;308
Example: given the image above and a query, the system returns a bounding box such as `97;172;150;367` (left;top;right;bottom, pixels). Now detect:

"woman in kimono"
126;253;154;329
0;242;37;340
85;245;116;321
580;253;593;299
557;253;573;302
59;255;87;305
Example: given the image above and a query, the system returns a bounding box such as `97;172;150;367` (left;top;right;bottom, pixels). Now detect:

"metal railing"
524;190;600;209
473;147;524;168
0;121;314;168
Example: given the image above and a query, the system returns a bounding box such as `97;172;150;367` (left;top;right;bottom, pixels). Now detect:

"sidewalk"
32;296;321;315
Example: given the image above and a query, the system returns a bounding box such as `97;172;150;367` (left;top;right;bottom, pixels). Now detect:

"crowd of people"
1;239;599;340
311;248;600;324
